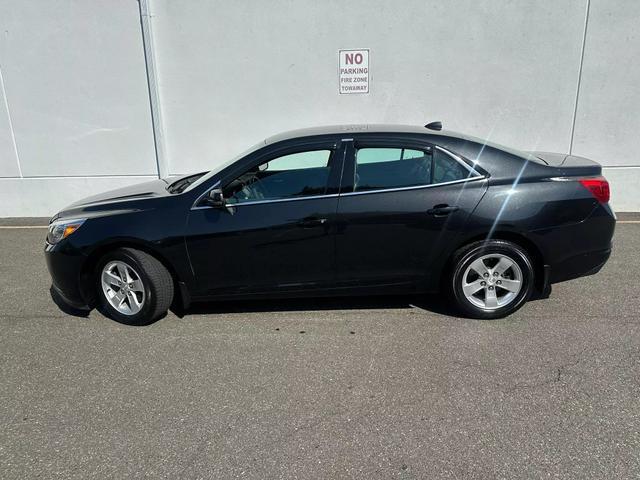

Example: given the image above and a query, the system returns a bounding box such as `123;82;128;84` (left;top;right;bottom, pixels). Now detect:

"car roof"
264;124;540;166
265;124;463;144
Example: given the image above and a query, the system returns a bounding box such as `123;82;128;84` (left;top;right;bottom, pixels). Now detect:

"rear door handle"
426;204;459;217
297;217;328;228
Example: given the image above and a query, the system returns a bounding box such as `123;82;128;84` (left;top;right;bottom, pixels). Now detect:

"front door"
334;139;487;288
185;141;344;296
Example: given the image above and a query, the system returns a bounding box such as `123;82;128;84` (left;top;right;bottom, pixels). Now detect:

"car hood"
52;178;175;222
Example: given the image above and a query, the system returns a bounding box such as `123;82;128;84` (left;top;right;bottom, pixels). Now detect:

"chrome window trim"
215;193;340;208
191;176;485;210
191;182;339;210
340;175;485;198
190;145;485;210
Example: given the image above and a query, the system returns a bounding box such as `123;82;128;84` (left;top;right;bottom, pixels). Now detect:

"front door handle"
297;217;328;228
426;204;459;217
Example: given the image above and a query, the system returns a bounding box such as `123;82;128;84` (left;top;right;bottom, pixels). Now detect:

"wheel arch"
79;239;188;309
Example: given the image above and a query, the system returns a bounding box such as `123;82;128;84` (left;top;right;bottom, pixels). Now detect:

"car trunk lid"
532;151;602;177
532;152;610;204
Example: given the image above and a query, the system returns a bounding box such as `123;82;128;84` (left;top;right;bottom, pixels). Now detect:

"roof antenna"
424;121;442;131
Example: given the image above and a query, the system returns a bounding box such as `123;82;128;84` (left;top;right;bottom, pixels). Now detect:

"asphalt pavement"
0;225;638;479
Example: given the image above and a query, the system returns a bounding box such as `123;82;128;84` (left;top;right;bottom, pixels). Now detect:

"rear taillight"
579;176;610;204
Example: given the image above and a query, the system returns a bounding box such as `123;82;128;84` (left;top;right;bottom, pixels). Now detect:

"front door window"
224;150;333;204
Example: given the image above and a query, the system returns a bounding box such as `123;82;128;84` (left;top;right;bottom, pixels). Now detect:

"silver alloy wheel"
461;253;523;310
101;261;146;315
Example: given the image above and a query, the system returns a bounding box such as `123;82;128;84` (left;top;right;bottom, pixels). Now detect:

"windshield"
166;172;207;194
183;140;267;193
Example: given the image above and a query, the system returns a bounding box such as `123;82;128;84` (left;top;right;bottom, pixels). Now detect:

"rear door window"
354;147;432;192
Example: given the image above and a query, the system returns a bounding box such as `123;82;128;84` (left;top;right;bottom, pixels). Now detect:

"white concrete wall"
1;0;639;216
570;0;640;211
0;0;157;216
148;0;640;211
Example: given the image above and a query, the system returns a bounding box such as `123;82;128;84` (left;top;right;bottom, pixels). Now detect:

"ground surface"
0;225;638;479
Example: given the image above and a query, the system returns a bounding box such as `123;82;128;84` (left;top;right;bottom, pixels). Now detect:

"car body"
45;124;615;323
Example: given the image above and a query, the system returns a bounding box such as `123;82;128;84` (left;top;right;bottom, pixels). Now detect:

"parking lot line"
0;225;48;228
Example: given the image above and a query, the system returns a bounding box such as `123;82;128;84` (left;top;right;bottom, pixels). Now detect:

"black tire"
95;248;174;325
448;240;534;319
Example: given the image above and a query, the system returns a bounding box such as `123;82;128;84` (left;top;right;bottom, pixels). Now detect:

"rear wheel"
96;248;174;325
448;240;534;319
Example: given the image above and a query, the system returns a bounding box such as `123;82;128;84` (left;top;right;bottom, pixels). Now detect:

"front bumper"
45;241;89;309
50;282;90;310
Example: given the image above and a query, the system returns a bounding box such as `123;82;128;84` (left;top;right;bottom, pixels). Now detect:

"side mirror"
205;188;226;208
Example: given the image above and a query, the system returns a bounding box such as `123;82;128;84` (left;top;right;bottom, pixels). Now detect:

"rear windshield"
461;134;548;165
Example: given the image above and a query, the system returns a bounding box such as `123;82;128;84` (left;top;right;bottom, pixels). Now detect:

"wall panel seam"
569;0;590;155
0;63;23;177
138;0;168;179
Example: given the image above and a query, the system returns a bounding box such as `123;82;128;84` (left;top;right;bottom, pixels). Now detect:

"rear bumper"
533;202;615;285
549;247;611;284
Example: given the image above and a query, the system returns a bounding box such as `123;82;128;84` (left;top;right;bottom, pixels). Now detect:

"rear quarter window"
433;148;475;183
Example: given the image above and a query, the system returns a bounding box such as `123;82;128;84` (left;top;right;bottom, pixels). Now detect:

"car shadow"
50;285;549;324
174;293;456;317
49;283;456;322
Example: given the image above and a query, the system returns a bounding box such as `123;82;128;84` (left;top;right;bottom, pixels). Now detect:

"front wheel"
96;248;174;325
448;240;534;319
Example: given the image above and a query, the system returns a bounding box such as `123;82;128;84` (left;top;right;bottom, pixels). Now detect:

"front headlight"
47;218;86;245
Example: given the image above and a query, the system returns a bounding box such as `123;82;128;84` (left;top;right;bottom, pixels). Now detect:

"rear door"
334;137;487;289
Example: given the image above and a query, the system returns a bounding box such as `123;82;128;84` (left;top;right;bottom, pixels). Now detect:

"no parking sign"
339;49;369;94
